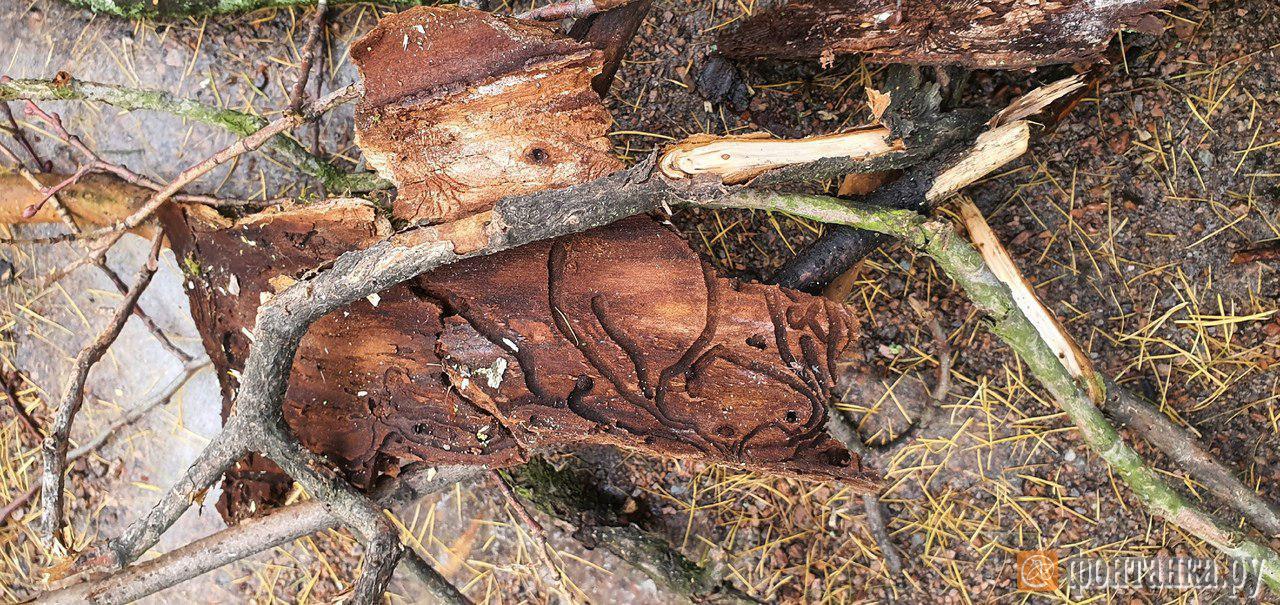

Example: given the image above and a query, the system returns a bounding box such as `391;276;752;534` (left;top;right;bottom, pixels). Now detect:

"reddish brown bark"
162;204;877;516
156;6;880;517
350;6;620;225
717;0;1169;69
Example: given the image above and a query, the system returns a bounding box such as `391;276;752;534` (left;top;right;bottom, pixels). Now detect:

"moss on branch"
0;77;387;192
505;459;756;604
709;190;1280;593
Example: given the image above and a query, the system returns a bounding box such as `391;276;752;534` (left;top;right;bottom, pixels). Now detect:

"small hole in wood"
528;146;550;164
745;334;767;350
784;410;799;423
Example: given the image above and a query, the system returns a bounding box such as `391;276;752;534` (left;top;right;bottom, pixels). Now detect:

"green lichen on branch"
708;190;1280;594
504;459;756;604
60;0;432;19
0;77;387;192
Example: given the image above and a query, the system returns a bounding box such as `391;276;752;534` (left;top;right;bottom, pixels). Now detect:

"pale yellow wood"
955;196;1103;403
658;127;898;184
926;121;1030;201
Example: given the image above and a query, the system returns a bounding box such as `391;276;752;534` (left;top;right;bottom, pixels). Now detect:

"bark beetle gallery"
159;7;878;517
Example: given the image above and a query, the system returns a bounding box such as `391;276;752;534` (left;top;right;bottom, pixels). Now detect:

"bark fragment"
162;204;877;517
717;0;1170;69
350;6;621;224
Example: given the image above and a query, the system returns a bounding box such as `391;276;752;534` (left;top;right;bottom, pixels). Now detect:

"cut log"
717;0;1170;69
161;204;878;517
350;6;621;224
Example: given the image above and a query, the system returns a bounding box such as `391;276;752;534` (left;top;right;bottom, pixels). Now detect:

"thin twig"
711;189;1280;591
40;232;166;550
0;76;384;192
38;465;485;604
1;139;191;362
23;92;341;243
0;361;208;527
288;0;329;113
0;368;40;442
1;101;46;170
1103;379;1280;538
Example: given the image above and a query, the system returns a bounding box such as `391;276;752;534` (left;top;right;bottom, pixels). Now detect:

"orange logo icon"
1016;550;1059;592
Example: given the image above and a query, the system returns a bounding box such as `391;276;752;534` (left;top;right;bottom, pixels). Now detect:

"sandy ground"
1;0;1278;603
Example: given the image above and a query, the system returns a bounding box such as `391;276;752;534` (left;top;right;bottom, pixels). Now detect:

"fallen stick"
0;360;210;527
24;85;357;244
517;0;636;21
959;195;1280;539
771;120;1031;290
41;232;166;550
287;0;330;113
709;190;1280;592
1102;380;1280;538
57;0;426;20
0;360;212;526
505;459;757;604
37;464;485;604
716;0;1170;69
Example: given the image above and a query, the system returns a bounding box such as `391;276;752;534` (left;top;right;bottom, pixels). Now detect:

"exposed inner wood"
954;197;1102;403
717;0;1170;69
350;6;621;225
150;6;881;517
161;204;878;517
924;121;1028;200
658;127;900;184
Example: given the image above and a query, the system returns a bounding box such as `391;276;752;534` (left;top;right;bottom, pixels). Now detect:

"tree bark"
717;0;1170;69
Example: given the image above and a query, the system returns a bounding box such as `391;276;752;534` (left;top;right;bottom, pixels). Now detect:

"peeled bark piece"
350;6;621;224
160;201;522;518
0;173;154;235
161;204;877;511
717;0;1170;69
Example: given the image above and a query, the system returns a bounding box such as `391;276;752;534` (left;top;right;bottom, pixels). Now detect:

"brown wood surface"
717;0;1169;69
162;205;878;516
159;6;879;517
350;6;620;225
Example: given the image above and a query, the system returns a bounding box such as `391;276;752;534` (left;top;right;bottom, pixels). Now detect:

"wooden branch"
507;459;758;604
287;0;330;113
517;0;636;21
658;127;899;184
1103;380;1280;538
57;0;427;20
706;190;1280;593
771;119;1031;290
40;232;166;550
0;76;384;192
955;197;1100;402
717;0;1170;69
38;464;484;604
